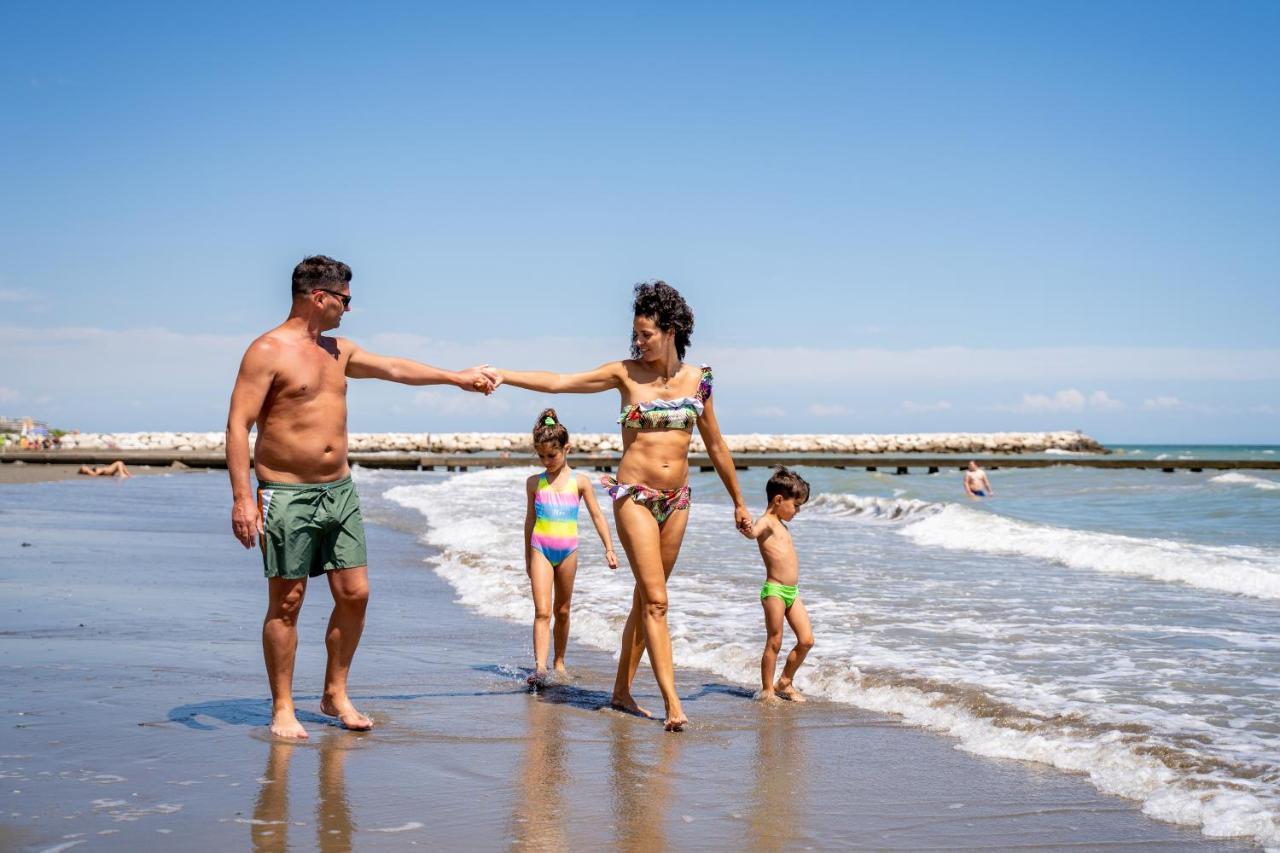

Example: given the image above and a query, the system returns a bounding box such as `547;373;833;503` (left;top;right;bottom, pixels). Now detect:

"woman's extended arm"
698;397;754;538
579;473;618;569
495;362;624;395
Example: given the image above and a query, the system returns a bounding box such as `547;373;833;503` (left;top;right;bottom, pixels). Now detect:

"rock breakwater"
55;430;1105;455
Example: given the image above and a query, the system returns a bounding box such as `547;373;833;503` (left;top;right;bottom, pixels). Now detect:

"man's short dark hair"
766;466;810;504
292;255;352;297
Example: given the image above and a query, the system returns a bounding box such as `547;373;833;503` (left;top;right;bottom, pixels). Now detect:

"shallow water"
372;452;1280;848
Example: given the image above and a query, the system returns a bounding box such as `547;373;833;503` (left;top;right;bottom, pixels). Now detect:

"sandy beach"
0;471;1254;851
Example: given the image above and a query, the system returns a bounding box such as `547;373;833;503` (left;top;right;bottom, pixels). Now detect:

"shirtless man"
964;460;994;499
227;255;495;739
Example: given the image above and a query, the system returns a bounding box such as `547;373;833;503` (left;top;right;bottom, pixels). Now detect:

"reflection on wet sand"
609;712;682;852
510;695;571;851
251;730;361;853
746;709;807;851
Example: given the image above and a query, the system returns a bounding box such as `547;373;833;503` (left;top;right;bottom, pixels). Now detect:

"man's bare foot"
553;661;568;674
609;692;653;718
663;710;688;732
756;689;780;702
775;681;806;702
320;694;373;731
526;669;548;687
269;709;309;739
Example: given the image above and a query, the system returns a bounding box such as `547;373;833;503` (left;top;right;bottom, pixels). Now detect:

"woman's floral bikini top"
618;365;713;431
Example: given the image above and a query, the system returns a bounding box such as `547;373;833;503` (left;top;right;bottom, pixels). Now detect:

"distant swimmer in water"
964;460;993;499
78;461;132;478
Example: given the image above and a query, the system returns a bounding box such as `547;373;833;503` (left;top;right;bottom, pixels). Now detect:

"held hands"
232;498;263;549
605;548;619;570
734;504;754;538
460;365;502;394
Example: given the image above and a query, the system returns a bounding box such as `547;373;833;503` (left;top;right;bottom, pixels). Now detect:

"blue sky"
2;2;1277;442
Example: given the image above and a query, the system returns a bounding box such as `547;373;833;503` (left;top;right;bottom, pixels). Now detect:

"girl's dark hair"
532;408;569;448
631;280;694;360
766;466;811;503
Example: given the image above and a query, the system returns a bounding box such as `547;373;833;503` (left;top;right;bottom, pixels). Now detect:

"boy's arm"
524;477;537;576
579;474;618;569
747;515;774;542
344;339;495;392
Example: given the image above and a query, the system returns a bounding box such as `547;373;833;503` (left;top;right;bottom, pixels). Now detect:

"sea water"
362;448;1280;848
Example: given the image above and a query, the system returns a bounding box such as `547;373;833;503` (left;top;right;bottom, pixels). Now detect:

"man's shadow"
167;686;529;731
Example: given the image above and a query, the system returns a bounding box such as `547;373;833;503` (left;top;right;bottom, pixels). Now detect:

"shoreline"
0;472;1252;850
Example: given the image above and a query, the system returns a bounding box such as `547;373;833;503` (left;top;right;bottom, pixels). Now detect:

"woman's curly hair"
631;280;694;361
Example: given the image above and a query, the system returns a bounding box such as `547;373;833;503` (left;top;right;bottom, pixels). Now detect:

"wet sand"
0;473;1255;850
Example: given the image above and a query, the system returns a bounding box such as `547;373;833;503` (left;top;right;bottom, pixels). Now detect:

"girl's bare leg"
611;500;690;731
528;551;555;682
551;552;578;671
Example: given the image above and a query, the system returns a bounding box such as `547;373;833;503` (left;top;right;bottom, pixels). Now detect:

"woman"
496;281;752;731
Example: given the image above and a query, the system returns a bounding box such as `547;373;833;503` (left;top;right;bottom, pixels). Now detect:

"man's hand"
232;498;263;549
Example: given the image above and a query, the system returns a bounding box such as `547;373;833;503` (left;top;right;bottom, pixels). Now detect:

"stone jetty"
56;430;1105;455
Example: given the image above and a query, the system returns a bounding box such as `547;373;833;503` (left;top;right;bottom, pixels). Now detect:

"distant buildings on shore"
0;416;50;434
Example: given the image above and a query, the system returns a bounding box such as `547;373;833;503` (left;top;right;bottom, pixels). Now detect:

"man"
227;255;495;739
963;460;994;499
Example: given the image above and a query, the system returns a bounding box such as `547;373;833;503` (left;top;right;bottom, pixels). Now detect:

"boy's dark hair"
631;280;694;360
766;466;810;504
532;408;569;448
292;255;352;297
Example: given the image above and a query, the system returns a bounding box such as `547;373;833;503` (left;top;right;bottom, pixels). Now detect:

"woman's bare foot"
553;661;568;674
609;692;653;718
527;669;548;687
269;709;309;739
663;710;688;732
320;693;373;731
775;681;806;702
756;689;780;702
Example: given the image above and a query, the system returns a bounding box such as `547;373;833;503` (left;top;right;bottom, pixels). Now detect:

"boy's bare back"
755;514;799;587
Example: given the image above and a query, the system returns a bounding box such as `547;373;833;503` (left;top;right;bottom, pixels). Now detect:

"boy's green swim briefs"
256;476;367;579
760;581;798;609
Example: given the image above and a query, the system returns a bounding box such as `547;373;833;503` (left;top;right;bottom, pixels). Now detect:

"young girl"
524;408;618;685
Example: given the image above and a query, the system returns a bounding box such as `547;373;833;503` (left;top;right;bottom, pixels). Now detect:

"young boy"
748;467;815;702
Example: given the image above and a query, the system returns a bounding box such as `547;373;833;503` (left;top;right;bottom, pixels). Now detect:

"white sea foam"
807;492;942;521
1211;472;1280;491
385;469;1280;848
896;502;1280;601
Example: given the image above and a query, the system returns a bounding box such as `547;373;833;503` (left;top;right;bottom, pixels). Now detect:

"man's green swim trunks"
760;581;798;609
256;476;367;579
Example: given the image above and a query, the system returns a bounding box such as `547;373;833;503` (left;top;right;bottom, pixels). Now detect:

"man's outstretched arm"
345;342;495;392
226;339;276;548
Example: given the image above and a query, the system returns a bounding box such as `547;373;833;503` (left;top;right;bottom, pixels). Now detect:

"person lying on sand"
78;461;132;478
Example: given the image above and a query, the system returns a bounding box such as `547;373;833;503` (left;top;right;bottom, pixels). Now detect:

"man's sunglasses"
313;288;351;308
